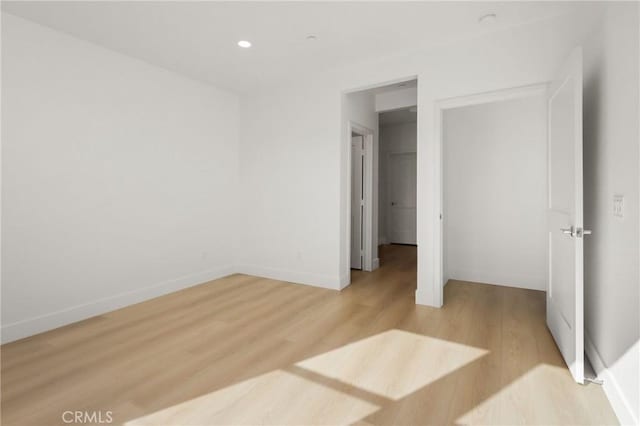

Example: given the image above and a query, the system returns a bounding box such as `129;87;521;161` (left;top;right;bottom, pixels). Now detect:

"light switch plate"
613;194;624;218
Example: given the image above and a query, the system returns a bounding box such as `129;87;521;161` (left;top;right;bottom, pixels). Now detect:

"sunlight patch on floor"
455;363;600;425
126;330;488;425
125;369;379;426
296;329;488;400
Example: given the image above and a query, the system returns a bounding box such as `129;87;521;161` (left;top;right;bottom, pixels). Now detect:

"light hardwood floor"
1;245;617;425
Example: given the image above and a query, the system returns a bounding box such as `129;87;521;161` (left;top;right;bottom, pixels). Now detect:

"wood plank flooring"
1;245;618;425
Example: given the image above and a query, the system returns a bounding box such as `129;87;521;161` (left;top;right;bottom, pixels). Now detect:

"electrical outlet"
613;194;624;218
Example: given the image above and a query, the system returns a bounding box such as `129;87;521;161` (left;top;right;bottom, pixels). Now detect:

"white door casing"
351;135;364;269
388;152;417;245
546;47;586;384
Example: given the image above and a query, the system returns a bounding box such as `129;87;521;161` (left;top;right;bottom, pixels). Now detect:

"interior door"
351;135;364;270
388;152;417;244
547;47;586;384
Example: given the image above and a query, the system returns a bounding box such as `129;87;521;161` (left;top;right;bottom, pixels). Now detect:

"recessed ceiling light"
478;13;497;25
237;40;252;48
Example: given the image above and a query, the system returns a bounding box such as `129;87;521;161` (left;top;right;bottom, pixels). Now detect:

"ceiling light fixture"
306;35;317;41
237;40;252;48
478;13;497;24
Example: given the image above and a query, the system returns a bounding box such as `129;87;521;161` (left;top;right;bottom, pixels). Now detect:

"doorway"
344;77;418;282
379;107;417;247
437;53;586;385
442;91;548;294
439;84;548;302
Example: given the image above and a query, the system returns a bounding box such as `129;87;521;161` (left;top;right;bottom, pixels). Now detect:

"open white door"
351;135;364;270
547;47;587;384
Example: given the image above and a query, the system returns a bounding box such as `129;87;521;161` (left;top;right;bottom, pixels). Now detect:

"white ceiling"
2;1;598;93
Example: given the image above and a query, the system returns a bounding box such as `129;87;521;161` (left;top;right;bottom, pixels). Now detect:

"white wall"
238;9;601;304
375;87;417;112
235;81;344;288
582;3;640;424
235;85;379;288
443;95;547;291
379;121;417;245
1;14;240;342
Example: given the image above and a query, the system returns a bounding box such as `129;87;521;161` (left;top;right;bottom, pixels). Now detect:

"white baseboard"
585;333;638;426
1;265;235;344
236;264;342;291
2;263;344;344
447;268;545;291
415;288;441;307
339;272;351;290
372;258;380;270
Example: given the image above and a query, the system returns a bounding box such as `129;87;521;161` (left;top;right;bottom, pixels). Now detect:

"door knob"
561;227;592;238
576;228;592;238
561;227;575;237
391;202;396;206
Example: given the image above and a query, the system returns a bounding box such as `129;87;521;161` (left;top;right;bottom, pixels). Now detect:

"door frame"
433;82;548;306
348;122;375;273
